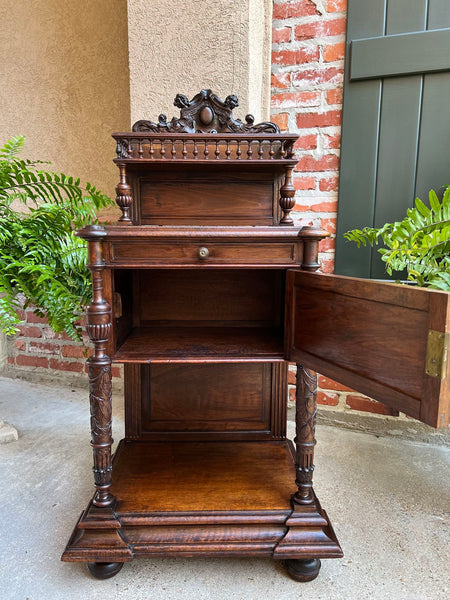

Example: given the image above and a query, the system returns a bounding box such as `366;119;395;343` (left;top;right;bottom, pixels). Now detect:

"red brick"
311;199;338;212
327;0;347;13
49;359;84;373
319;375;353;392
272;47;319;67
272;26;291;44
26;311;48;324
14;340;26;350
295;17;346;40
293;176;316;190
273;0;320;19
292;203;312;212
17;325;42;338
296;110;341;128
317;391;339;406
325;88;343;105
346;395;392;415
323;42;346;62
29;341;60;355
7;357;14;365
323;132;341;149
292;203;311;212
295;154;340;172
289;387;296;402
272;91;320;109
294;134;318;150
16;354;48;369
16;308;26;321
270;112;289;131
291;67;343;89
320;217;337;233
319;177;339;192
271;72;290;89
319;237;336;251
319;257;335;273
61;345;88;359
288;369;296;385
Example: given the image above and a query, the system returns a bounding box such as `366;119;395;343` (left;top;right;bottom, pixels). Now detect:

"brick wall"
2;0;398;420
4;297;122;387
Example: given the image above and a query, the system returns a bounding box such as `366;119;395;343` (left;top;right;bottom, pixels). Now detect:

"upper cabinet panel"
286;271;449;428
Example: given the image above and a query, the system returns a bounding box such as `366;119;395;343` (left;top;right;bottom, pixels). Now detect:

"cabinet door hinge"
425;330;448;379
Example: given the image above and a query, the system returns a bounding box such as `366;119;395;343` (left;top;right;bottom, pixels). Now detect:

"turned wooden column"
85;227;114;507
115;163;133;224
293;365;317;505
279;165;295;225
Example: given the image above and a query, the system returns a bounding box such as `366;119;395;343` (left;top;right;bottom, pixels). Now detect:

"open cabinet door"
285;271;449;428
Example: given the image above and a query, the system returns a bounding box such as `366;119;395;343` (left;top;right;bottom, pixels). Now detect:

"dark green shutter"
335;0;450;278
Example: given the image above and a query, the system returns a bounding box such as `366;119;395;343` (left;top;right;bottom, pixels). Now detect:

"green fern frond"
0;136;113;340
344;187;450;291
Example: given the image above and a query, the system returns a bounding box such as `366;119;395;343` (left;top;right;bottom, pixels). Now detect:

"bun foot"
87;562;124;579
285;558;321;582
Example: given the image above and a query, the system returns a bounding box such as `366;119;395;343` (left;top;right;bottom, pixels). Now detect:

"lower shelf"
112;439;296;513
62;440;342;563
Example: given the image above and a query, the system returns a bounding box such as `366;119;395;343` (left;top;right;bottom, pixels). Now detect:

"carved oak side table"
62;90;449;582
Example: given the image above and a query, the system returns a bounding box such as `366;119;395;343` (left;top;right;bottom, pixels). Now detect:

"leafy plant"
0;136;113;340
344;187;450;291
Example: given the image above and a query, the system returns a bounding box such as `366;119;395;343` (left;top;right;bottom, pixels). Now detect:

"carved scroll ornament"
132;89;280;134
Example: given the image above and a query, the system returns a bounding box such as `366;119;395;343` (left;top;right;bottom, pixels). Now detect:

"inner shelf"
111;439;296;514
113;326;285;362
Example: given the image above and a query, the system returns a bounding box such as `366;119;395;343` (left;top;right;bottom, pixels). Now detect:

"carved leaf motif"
89;364;112;443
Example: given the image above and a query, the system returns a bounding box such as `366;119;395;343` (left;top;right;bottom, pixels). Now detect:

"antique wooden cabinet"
62;90;449;582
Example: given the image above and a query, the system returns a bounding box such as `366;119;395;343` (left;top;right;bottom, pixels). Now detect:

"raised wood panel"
131;166;282;226
140;179;273;225
141;363;271;433
286;271;450;428
137;269;284;326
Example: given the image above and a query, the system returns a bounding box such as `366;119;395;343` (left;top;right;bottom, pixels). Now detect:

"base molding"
62;494;342;563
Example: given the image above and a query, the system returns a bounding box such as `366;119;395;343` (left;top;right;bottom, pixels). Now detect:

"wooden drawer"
110;241;298;266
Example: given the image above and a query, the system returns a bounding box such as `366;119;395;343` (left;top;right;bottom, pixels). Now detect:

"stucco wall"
0;0;130;211
127;0;272;124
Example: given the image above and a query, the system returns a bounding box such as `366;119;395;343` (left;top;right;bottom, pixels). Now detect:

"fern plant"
344;187;450;291
0;136;113;340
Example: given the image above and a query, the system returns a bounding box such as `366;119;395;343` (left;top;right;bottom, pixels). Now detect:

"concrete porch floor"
0;376;448;600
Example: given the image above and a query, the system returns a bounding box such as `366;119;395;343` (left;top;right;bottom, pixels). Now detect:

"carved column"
85;228;114;507
293;365;317;505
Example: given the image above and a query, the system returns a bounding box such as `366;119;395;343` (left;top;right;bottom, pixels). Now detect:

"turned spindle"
279;165;295;225
115;164;133;224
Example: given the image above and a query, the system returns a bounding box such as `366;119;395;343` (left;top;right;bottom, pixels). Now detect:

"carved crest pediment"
132;89;280;134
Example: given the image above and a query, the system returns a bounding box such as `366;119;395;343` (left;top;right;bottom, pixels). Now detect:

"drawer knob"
198;246;210;260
